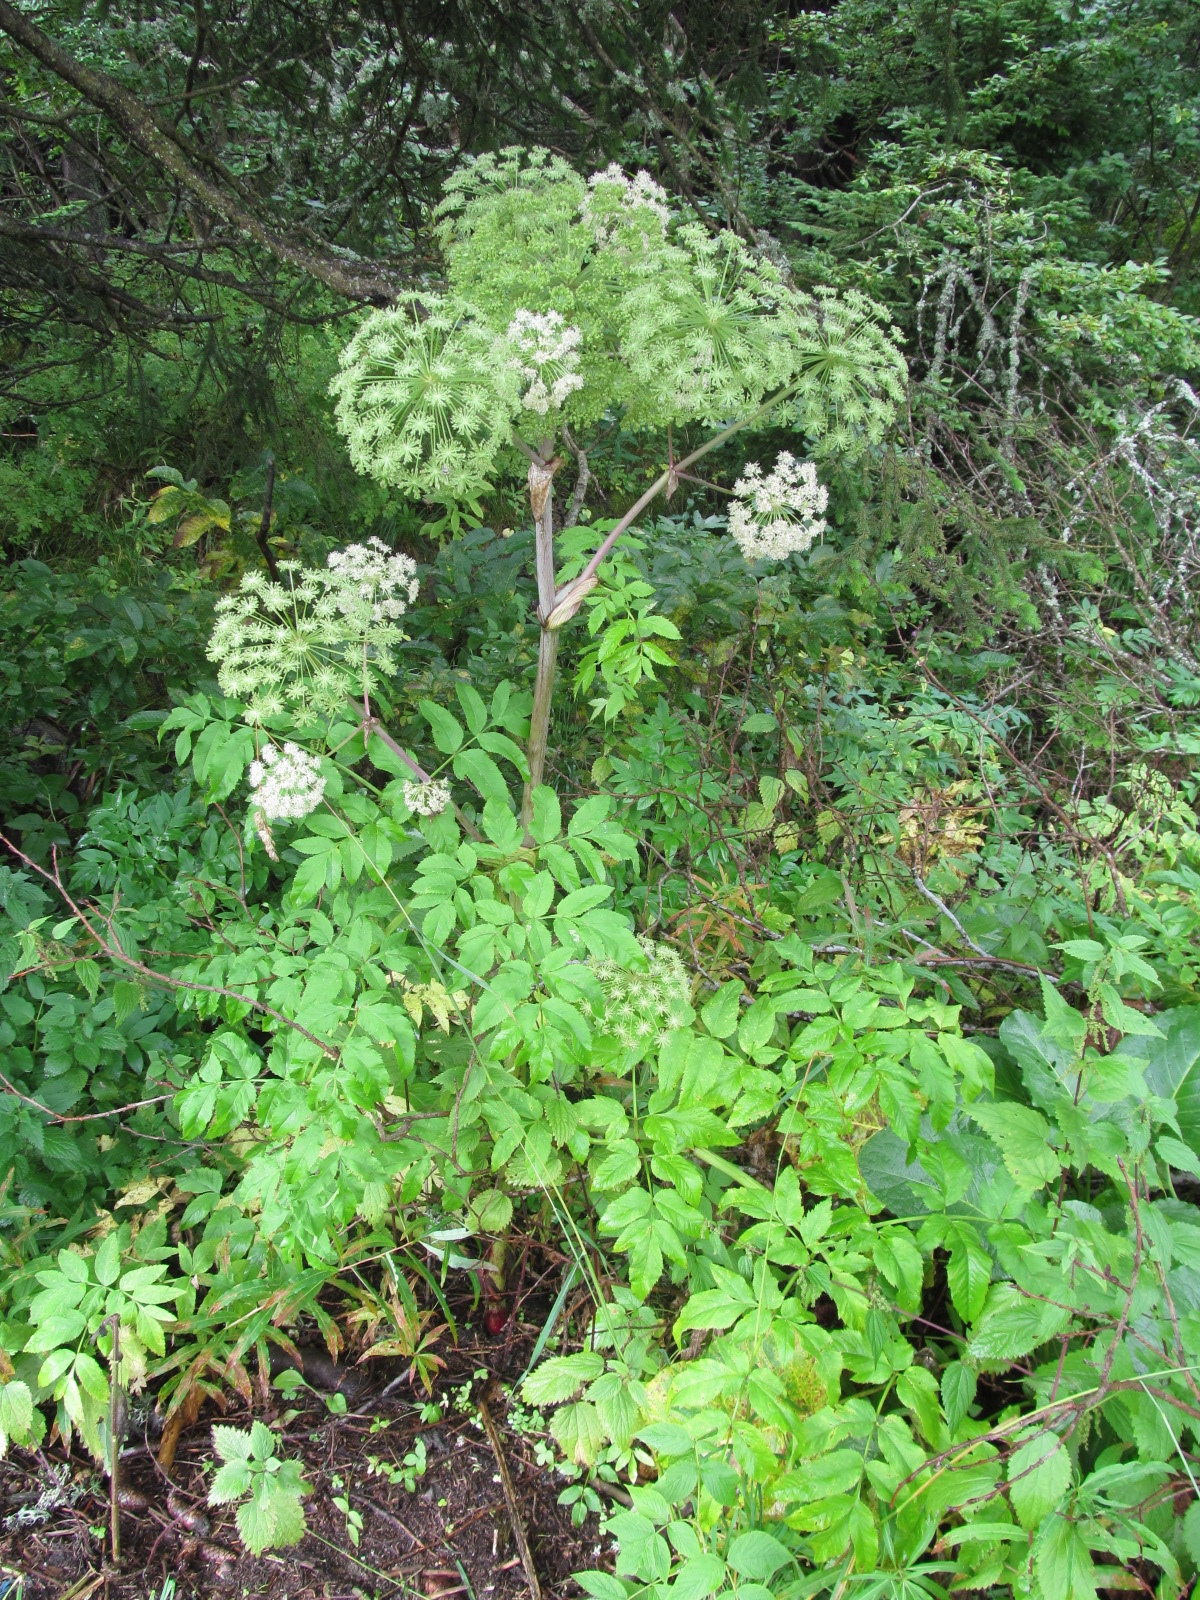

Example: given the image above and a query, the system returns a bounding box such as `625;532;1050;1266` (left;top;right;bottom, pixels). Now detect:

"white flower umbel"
506;310;584;415
588;936;692;1051
583;163;671;243
208;540;417;722
249;742;326;821
402;778;451;816
325;537;419;627
729;452;829;563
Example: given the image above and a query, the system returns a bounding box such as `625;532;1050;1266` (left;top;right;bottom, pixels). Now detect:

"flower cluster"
249;742;326;821
583;163;671;242
587;936;692;1051
326;538;419;626
728;453;828;562
208;542;416;722
402;778;451;816
507;310;584;415
329;294;517;498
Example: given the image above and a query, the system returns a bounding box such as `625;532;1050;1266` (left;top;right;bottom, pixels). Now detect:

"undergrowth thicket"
2;4;1200;1598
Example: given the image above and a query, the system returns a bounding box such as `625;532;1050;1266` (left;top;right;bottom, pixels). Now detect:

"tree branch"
0;0;400;303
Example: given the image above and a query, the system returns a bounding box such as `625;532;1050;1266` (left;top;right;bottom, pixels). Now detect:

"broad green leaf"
523;1352;605;1405
208;1459;252;1504
725;1530;791;1581
26;1311;86;1352
1134;1008;1200;1159
969;1102;1060;1192
73;1352;109;1404
556;884;612;918
477;730;530;777
453;746;510;806
737;996;777;1055
1033;1514;1097;1600
1009;1432;1071;1529
455;681;488;735
671;1556;726;1600
594;1381;639;1452
968;1284;1071;1362
56;1249;90;1285
212;1422;256;1464
1184;1500;1200;1565
941;1362;977;1433
530;786;562;845
249;1419;278;1459
637;1423;694;1457
419;698;464;754
550;1400;607;1466
94;1230;122;1287
0;1380;34;1443
609;1511;671;1582
1156;1136;1200;1177
468;1188;513;1234
946;1224;992;1322
482;798;523;852
701;980;743;1039
797;1449;864;1499
574;1575;628;1600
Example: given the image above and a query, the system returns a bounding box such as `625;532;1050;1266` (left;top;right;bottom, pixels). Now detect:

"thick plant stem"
521;453;560;833
522;626;559;831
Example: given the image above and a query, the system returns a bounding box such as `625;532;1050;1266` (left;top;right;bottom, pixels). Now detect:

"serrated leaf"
946;1226;991;1323
725;1530;791;1581
453;746;510;806
701;980;742;1039
1033;1512;1096;1600
94;1231;121;1287
212;1423;255;1464
969;1101;1060;1192
941;1362;976;1433
550;1399;606;1466
1008;1433;1071;1529
523;1352;605;1405
530;786;562;845
969;1284;1070;1362
671;1556;726;1600
455;681;488;735
574;1573;628;1600
468;1189;513;1234
419;699;464;754
208;1459;253;1504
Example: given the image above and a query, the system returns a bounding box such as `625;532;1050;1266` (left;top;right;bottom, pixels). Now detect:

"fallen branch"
476;1380;541;1600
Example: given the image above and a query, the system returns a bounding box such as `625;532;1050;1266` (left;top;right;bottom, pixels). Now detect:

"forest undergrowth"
2;4;1200;1599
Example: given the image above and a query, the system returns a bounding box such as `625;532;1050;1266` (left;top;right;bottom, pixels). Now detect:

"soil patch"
0;1339;599;1599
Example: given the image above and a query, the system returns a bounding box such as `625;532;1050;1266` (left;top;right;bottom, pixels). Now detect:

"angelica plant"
207;538;418;723
331;146;906;830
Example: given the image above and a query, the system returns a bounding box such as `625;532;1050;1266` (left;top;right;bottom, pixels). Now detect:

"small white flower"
729;453;828;562
506;310;584;415
403;778;451;816
248;741;326;822
583;163;671;242
326;537;420;624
